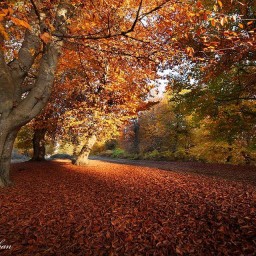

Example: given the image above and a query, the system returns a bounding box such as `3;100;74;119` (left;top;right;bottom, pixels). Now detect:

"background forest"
15;60;256;165
114;63;256;165
3;0;254;167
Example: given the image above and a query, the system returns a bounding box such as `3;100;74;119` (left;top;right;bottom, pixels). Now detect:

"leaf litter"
0;160;255;255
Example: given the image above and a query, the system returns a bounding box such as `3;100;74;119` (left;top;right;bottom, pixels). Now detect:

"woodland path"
0;160;255;255
92;156;256;186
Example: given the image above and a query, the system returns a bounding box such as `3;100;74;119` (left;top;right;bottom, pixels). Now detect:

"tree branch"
124;0;143;34
8;31;41;93
52;0;172;41
30;0;41;23
139;0;172;21
0;37;14;117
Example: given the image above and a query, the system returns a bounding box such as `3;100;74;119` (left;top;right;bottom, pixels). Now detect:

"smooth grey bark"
75;135;97;166
0;2;72;187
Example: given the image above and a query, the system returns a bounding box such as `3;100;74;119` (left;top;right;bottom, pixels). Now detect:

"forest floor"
0;160;255;255
91;156;256;186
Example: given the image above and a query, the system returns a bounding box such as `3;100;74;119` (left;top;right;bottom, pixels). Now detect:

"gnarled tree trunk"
75;135;97;166
0;3;72;187
31;128;47;161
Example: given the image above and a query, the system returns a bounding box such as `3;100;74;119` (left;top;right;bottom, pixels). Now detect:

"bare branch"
52;0;173;42
30;0;41;23
124;0;143;34
71;41;156;63
139;0;172;20
121;33;149;43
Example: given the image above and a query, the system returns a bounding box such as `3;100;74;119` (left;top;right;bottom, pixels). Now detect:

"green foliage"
57;142;75;156
141;149;194;162
142;150;161;160
117;61;256;165
45;142;56;156
111;148;125;158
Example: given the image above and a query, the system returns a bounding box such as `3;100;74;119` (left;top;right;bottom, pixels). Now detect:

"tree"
167;60;256;164
27;46;159;165
1;0;254;186
14;125;33;156
60;94;158;166
0;1;72;186
2;0;201;187
122;94;192;157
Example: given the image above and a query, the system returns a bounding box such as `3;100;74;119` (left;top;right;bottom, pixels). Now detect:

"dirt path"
0;161;255;255
91;156;256;186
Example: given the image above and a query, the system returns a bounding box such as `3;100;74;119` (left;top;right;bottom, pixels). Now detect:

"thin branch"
29;0;41;22
121;33;149;43
71;41;155;63
52;0;171;42
139;0;171;21
124;0;143;34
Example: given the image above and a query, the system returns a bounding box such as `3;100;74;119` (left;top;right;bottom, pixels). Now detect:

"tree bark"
31;128;47;161
133;118;140;154
226;146;233;163
0;3;72;187
0;128;19;187
75;135;97;166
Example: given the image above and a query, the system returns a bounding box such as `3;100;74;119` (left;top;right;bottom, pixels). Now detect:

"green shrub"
112;148;125;158
141;149;195;162
142;150;161;160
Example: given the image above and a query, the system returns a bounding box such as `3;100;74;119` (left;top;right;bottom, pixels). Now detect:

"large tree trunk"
0;128;19;187
31;128;47;161
75;135;97;166
0;3;72;187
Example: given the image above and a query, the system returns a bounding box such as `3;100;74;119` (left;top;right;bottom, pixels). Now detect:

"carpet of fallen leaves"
0;160;256;256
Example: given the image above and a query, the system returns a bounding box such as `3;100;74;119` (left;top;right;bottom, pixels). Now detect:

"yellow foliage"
10;17;31;30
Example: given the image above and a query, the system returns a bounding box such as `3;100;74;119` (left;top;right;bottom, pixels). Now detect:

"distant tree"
168;61;256;164
120;94;192;157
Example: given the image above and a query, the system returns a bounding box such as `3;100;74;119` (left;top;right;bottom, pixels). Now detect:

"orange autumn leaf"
0;24;9;40
10;17;31;30
238;23;244;29
40;32;52;44
217;0;223;8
